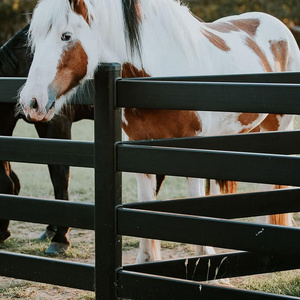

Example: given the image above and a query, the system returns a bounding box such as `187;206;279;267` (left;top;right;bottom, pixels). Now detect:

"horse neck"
139;0;202;75
95;0;200;71
0;25;32;77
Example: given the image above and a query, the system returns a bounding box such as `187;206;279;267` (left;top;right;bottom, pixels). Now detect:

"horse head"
20;0;98;122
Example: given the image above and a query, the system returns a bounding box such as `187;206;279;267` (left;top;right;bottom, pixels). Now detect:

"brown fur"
205;179;237;195
260;114;284;131
205;19;260;37
52;41;88;98
123;109;202;140
205;179;210;196
201;29;231;52
216;179;237;194
122;63;150;78
70;0;90;24
238;113;260;133
122;63;202;140
269;185;292;226
269;40;289;71
205;22;238;33
250;114;285;133
230;19;260;37
246;37;272;72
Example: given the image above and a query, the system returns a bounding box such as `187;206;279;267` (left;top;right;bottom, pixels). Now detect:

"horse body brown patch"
122;63;150;78
123;109;201;140
201;29;231;52
205;19;260;37
259;114;284;131
122;63;202;140
205;22;238;33
230;19;260;37
52;41;88;98
269;40;289;71
246;37;272;72
238;113;260;133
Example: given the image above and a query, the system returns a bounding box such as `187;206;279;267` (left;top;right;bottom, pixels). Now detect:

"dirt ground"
1;214;299;299
0;223;207;299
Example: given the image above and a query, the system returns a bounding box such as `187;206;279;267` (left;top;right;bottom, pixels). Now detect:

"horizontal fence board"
117;270;293;300
0;251;94;291
0;136;94;167
124;251;300;281
0;195;94;229
117;144;300;186
117;208;300;257
117;80;300;114
0;77;26;102
123;188;300;219
123;130;300;155
136;71;300;84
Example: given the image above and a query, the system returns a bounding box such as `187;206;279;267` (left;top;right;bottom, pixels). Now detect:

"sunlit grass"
238;271;300;297
2;117;300;298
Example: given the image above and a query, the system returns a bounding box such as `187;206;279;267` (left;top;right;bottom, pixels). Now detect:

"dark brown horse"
0;24;94;254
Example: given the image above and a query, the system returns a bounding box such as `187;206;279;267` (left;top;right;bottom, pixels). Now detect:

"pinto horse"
19;0;300;262
0;24;94;254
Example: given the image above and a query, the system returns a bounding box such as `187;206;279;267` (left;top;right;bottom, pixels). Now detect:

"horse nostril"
29;98;38;110
26;114;32;121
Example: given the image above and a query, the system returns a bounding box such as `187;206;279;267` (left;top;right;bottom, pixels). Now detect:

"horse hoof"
39;229;56;240
45;242;70;254
0;230;11;242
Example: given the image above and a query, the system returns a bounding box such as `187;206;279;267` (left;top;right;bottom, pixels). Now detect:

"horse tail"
216;179;237;194
269;213;293;227
269;185;294;226
205;179;210;196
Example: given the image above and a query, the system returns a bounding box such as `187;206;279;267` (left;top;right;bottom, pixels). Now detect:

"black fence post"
94;63;122;300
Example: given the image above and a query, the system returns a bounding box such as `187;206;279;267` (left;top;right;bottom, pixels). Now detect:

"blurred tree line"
188;0;300;25
187;0;300;42
0;0;37;46
0;0;300;45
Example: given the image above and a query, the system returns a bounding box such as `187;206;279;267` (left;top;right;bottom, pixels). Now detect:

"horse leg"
0;104;19;242
188;178;216;256
44;164;71;254
34;118;72;254
0;161;21;242
136;173;161;263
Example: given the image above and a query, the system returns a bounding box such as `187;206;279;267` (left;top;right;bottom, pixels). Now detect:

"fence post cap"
99;63;122;72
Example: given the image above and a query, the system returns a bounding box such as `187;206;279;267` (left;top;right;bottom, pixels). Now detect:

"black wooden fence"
1;64;300;299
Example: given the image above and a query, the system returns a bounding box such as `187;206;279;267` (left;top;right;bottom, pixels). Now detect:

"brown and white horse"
19;0;300;262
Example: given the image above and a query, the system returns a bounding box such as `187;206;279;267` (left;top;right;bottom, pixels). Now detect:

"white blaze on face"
19;0;96;122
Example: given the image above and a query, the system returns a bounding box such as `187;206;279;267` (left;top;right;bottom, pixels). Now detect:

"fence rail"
1;64;300;299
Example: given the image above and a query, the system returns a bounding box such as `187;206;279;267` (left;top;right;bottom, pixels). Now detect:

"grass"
2;118;300;298
238;271;300;297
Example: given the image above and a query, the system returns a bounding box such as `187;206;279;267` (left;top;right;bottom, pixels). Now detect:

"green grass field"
0;118;299;298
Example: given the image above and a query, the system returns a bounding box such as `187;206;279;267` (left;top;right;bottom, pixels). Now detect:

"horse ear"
69;0;90;25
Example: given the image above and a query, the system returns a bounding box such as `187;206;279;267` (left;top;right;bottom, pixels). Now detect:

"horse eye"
61;32;72;41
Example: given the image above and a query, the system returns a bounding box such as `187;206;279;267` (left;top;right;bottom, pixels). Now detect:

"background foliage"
188;0;300;25
1;0;300;45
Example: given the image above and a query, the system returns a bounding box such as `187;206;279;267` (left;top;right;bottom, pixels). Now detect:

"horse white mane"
29;0;199;64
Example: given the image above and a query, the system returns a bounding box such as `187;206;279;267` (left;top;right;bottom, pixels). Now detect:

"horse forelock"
29;0;94;50
29;0;71;50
